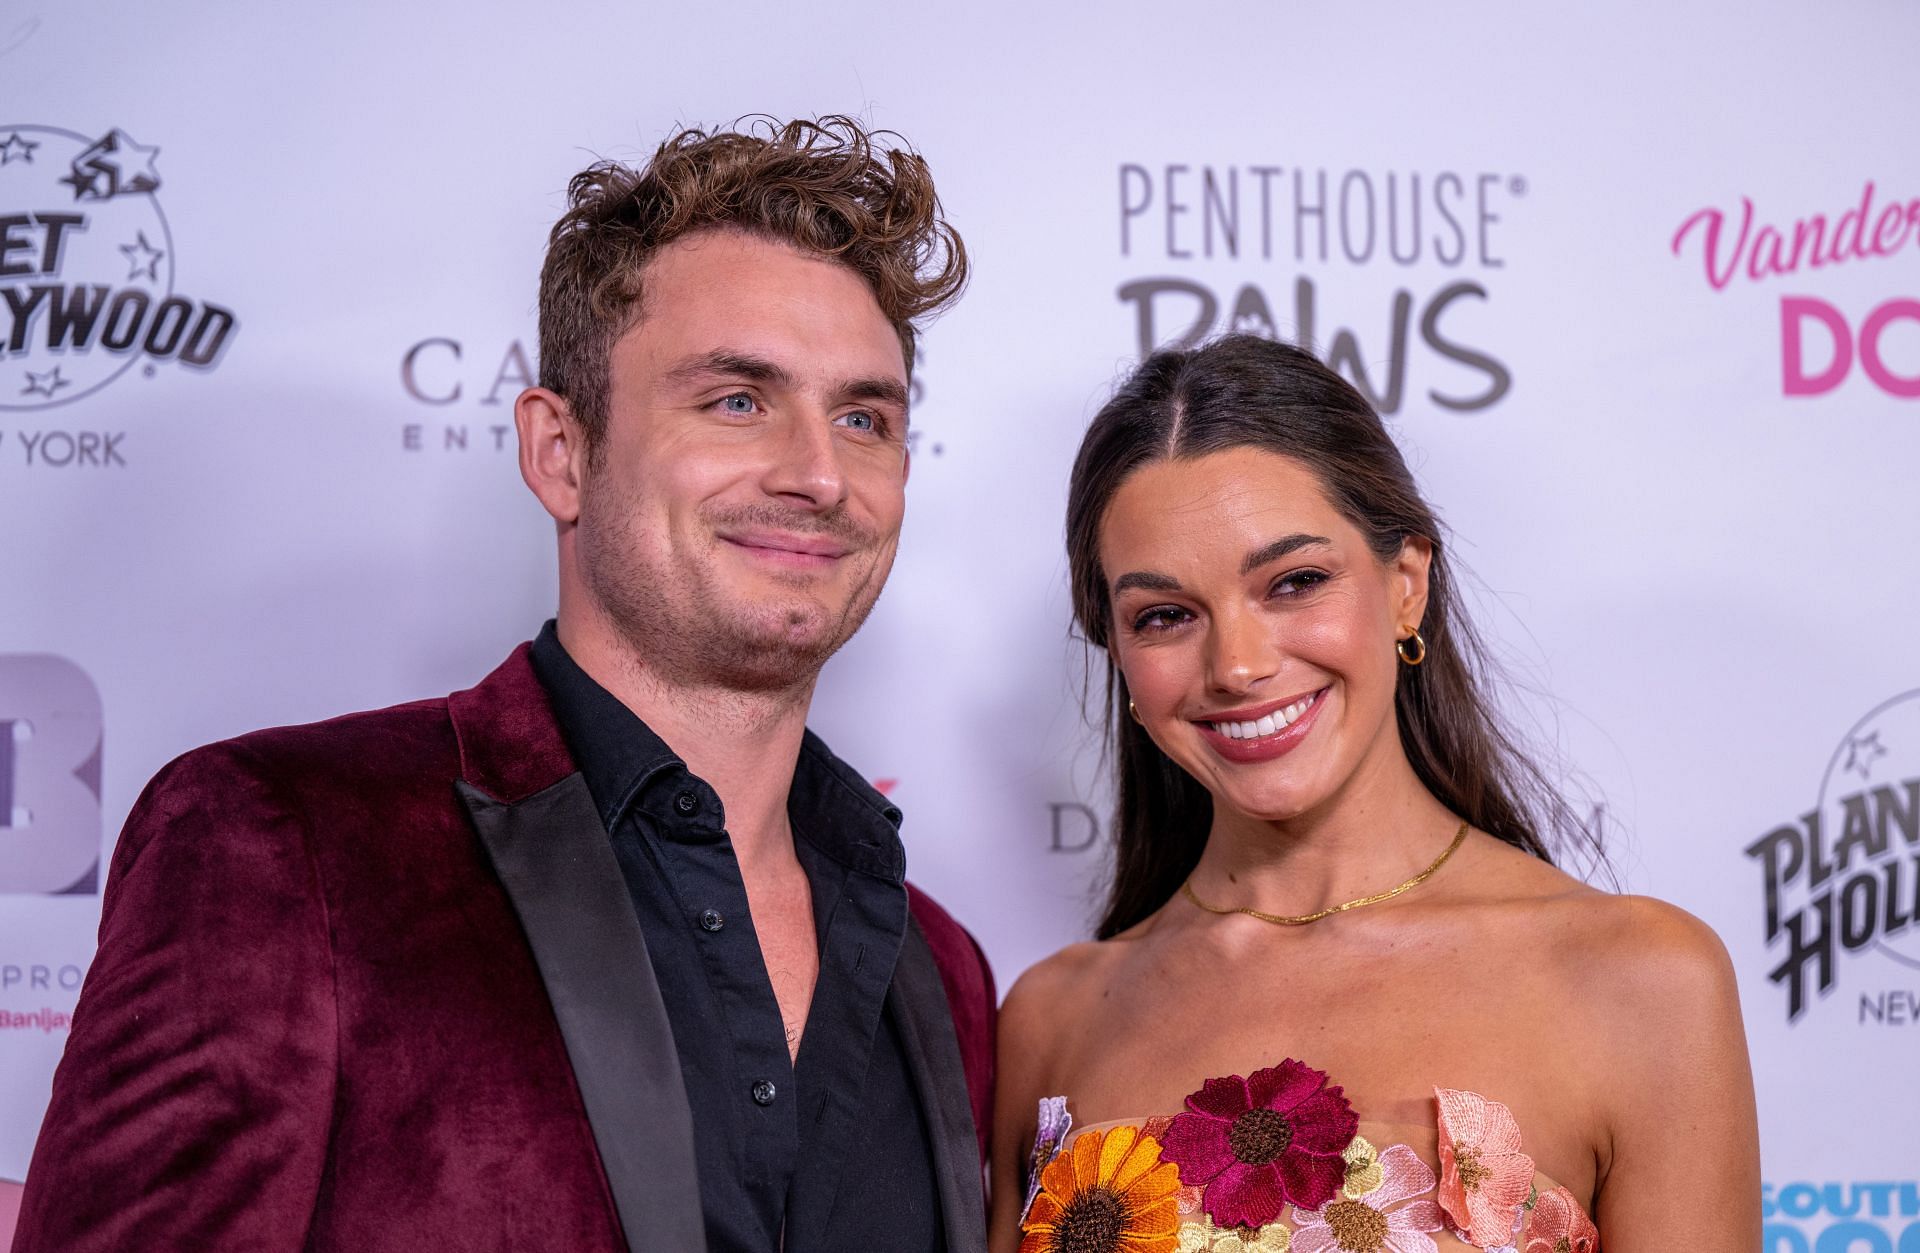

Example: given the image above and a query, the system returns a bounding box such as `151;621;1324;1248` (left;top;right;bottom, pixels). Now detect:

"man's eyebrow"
662;350;793;387
662;351;909;413
840;376;911;410
1241;534;1332;575
1112;570;1182;595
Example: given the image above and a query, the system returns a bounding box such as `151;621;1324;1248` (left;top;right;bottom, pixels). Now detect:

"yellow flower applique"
1177;1213;1292;1253
1342;1136;1384;1199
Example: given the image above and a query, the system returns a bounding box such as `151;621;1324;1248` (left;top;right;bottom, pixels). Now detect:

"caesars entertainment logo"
1;125;239;467
394;334;943;458
1747;691;1920;1025
1671;181;1920;400
1116;161;1523;413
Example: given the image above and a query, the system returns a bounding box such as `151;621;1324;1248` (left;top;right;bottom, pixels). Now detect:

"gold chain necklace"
1179;821;1469;926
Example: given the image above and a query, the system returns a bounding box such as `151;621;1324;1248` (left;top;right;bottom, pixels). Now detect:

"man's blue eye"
841;411;875;431
721;393;754;414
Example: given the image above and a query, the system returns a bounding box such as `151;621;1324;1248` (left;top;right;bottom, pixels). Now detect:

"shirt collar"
528;620;906;882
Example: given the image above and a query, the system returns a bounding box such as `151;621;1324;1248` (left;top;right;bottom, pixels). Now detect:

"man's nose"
761;411;847;510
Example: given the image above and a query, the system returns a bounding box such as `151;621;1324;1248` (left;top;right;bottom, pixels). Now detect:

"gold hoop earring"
1396;627;1427;667
1128;699;1143;724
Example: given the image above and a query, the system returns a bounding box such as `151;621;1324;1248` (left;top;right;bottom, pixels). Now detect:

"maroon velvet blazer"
13;646;996;1252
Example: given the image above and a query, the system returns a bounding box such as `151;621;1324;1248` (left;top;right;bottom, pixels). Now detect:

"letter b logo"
0;656;102;894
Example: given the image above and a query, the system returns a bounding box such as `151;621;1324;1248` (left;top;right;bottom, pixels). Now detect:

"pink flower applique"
1521;1185;1599;1253
1434;1088;1536;1246
1159;1060;1359;1228
1290;1142;1445;1253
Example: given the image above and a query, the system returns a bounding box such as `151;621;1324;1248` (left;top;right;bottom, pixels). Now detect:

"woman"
990;336;1758;1251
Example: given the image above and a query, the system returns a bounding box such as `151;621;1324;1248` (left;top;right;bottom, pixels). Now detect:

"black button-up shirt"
530;624;945;1252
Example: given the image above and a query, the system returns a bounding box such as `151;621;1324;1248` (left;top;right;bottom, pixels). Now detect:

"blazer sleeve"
13;742;337;1251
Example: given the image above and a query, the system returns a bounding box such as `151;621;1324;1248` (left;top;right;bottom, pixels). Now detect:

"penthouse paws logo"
0;125;238;422
1115;162;1522;414
1747;691;1920;1024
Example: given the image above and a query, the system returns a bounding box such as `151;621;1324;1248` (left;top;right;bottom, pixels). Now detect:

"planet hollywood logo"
1671;181;1920;400
1115;162;1522;414
1;125;237;415
1746;691;1920;1024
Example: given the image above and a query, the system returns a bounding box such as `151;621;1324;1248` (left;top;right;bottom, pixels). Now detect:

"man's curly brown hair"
537;115;968;454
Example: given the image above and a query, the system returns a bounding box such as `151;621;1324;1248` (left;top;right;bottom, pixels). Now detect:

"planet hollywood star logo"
0;124;238;412
1746;691;1920;1024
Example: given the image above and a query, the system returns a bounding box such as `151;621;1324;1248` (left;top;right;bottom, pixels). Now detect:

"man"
14;116;993;1252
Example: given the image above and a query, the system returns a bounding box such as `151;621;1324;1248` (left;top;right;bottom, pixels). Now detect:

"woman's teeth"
1209;693;1317;740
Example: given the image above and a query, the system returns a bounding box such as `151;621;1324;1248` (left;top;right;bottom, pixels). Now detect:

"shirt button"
674;791;698;815
698;909;725;932
751;1079;777;1106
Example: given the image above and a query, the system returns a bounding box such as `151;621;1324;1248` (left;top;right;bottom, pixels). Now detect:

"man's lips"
719;530;852;566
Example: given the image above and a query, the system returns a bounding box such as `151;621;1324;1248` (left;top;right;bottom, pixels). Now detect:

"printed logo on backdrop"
1747;690;1920;1024
0;124;240;467
396;334;944;457
0;655;101;897
1763;1180;1920;1252
1672;182;1919;400
0;656;96;1035
1116;163;1524;413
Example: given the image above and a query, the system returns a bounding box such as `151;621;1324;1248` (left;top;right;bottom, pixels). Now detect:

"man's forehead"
620;232;907;384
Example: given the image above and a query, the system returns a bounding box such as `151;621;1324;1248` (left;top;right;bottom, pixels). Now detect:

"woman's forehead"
1101;450;1347;555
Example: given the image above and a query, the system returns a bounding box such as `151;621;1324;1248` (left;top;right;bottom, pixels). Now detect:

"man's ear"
516;386;586;524
1393;535;1434;633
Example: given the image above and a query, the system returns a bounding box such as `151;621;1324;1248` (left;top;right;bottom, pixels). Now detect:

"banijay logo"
1746;691;1920;1023
0;125;238;412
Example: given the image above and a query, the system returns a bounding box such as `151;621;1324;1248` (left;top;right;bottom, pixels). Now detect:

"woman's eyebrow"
1241;533;1332;575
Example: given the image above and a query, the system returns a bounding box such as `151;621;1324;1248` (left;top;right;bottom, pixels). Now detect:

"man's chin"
697;604;860;690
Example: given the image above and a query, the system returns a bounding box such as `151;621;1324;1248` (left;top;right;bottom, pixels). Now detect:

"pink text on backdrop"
1671;183;1920;291
1781;297;1920;398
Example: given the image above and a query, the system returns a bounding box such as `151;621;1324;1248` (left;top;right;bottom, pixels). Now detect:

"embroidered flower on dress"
1289;1143;1444;1253
1020;1124;1184;1253
1433;1089;1536;1246
1159;1060;1359;1229
1022;1097;1076;1225
1520;1186;1598;1253
1176;1213;1292;1253
1342;1136;1385;1199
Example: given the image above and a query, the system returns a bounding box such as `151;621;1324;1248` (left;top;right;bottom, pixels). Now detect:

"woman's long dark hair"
1068;335;1595;939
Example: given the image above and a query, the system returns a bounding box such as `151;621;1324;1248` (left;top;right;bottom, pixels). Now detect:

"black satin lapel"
459;776;706;1253
890;919;988;1253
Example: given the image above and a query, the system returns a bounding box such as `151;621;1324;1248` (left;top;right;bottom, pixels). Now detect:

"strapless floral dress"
1018;1059;1598;1253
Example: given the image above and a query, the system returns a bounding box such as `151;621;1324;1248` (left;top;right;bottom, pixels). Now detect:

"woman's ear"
1393;536;1434;632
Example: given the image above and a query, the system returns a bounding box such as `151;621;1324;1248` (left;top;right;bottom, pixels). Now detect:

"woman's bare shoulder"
1465;840;1739;1009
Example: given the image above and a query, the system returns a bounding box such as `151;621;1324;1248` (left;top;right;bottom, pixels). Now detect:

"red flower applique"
1521;1185;1599;1253
1158;1059;1359;1228
1434;1088;1536;1245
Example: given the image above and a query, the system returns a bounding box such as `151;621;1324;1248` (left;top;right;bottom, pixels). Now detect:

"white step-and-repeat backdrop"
3;2;1916;1245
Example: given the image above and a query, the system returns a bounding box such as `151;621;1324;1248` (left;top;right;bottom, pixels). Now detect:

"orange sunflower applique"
1433;1088;1536;1245
1020;1124;1185;1253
